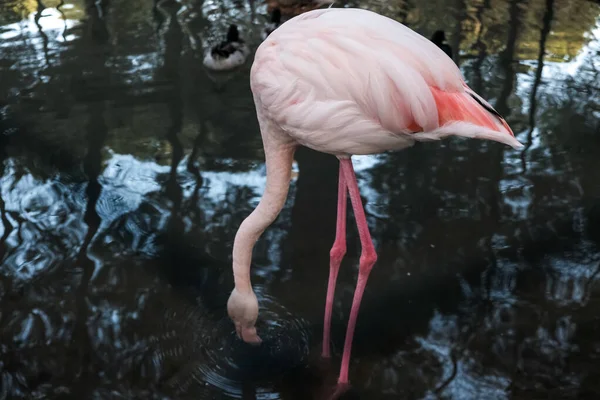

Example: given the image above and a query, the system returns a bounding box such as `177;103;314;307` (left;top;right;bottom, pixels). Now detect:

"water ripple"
149;290;312;399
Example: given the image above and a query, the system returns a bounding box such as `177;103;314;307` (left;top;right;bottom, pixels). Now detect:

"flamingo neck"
231;141;296;295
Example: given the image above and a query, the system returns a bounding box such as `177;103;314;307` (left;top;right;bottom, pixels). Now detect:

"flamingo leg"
337;158;378;385
322;163;348;358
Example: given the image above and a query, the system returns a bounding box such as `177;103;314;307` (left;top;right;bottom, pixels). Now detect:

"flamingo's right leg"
337;157;377;385
322;162;347;358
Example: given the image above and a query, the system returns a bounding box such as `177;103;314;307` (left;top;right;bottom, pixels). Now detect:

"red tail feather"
429;86;512;136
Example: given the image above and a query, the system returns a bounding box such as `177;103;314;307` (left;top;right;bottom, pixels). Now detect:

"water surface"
1;0;600;398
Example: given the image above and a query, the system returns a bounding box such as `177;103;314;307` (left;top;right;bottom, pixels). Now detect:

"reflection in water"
161;0;185;238
0;0;600;398
70;1;109;395
525;0;554;148
33;0;51;69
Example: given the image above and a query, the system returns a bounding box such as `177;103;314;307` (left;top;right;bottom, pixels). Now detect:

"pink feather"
250;7;523;156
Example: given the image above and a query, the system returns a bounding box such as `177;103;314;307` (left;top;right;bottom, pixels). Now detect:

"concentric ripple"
167;289;312;399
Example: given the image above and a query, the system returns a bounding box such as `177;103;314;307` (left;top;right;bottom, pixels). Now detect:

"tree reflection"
160;0;185;238
68;0;109;394
0;110;12;261
281;146;338;320
525;0;554;148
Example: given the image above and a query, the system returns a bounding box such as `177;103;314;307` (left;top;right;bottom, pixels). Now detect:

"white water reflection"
516;20;600;112
101;150;387;222
0;7;81;44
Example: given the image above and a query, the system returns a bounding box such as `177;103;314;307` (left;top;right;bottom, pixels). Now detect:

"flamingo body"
250;8;522;155
227;7;523;394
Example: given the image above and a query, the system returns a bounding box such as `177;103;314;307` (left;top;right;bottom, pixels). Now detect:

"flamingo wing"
251;8;522;155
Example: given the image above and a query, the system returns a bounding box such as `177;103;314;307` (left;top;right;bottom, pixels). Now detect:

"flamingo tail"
410;86;523;150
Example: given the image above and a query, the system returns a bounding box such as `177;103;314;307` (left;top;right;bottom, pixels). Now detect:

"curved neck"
232;143;296;294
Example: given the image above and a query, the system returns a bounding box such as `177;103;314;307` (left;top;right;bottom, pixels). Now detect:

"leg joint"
359;249;377;270
330;243;347;264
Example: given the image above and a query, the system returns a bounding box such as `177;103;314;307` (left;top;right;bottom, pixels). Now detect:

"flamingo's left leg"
337;157;378;385
323;162;348;358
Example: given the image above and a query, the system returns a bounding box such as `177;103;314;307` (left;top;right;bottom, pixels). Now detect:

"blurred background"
1;0;600;398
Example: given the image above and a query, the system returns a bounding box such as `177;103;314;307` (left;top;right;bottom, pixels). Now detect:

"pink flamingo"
226;7;523;389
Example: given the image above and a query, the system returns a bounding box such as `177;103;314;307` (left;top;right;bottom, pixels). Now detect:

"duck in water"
430;30;453;59
203;24;250;71
262;8;282;40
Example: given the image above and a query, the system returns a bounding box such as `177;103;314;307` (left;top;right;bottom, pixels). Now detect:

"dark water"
1;0;600;398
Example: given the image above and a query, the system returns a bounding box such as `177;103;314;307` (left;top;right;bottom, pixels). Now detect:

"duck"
430;30;453;59
261;8;282;40
203;24;250;71
266;0;331;17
